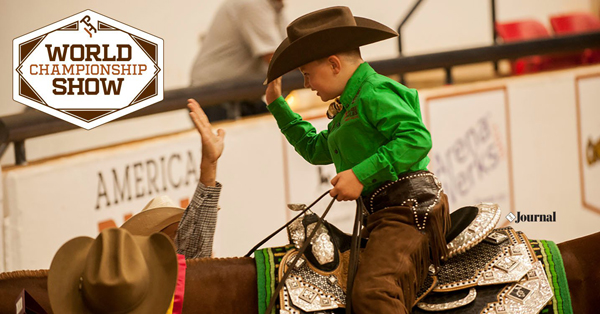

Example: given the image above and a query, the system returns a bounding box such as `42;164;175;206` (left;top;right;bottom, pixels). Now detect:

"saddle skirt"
278;203;555;314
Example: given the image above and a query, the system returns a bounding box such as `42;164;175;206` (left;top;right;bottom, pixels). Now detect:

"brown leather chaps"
352;172;450;314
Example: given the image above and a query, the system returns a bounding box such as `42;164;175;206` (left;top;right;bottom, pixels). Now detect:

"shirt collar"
339;62;375;107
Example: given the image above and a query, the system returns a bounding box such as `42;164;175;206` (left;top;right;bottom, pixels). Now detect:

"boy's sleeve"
268;96;333;165
352;85;432;189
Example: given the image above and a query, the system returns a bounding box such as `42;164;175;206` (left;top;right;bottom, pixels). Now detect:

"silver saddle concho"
279;203;554;314
279;204;352;313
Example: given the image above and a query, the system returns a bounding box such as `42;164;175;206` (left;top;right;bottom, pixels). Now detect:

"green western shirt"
268;62;431;195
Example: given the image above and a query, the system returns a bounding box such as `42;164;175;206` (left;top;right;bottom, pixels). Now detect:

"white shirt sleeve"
236;0;284;58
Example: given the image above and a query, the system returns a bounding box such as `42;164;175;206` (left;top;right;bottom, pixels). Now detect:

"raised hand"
266;77;282;105
187;99;225;186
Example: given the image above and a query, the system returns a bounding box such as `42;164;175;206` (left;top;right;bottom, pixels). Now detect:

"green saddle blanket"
255;245;295;314
529;238;573;314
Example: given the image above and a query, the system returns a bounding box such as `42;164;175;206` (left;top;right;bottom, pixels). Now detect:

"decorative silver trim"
284;275;340;312
478;244;533;286
445;203;502;260
417;288;477;311
287;204;307;211
482;261;554;314
304;222;335;265
288;217;305;249
434;227;528;291
486;231;509;244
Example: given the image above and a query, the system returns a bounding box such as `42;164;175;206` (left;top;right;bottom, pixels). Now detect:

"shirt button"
372;179;377;183
336;122;340;127
334;149;338;154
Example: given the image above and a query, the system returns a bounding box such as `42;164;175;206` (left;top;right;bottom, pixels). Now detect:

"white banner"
2;118;289;271
424;88;514;221
576;74;600;213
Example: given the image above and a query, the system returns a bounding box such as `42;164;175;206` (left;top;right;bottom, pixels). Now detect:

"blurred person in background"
190;0;286;121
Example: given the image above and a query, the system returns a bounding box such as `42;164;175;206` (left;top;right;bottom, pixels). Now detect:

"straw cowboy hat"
265;6;398;84
48;228;178;314
121;196;184;236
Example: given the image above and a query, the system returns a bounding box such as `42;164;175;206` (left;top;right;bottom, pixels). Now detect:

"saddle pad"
527;237;573;314
255;245;295;314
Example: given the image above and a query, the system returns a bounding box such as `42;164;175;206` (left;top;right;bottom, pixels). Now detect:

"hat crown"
287;6;356;42
81;228;150;313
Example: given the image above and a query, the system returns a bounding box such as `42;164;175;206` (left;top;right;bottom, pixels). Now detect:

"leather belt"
362;171;442;217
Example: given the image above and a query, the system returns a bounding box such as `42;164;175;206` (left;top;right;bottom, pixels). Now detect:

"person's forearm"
200;158;217;187
175;181;221;259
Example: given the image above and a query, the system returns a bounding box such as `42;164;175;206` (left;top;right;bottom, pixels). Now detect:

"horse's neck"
0;270;51;313
183;257;259;314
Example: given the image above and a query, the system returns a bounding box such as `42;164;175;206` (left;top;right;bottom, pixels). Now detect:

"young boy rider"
265;6;451;314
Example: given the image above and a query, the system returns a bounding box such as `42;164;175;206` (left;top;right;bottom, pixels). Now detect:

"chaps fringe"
424;192;451;268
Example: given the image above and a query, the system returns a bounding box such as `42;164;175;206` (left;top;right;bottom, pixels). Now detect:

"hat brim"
48;233;178;314
120;206;184;236
266;17;398;84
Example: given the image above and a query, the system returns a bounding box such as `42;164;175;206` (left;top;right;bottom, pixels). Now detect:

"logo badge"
13;10;163;129
505;212;516;223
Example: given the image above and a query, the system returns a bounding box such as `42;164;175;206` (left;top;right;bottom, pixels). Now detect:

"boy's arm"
352;85;432;191
266;79;333;165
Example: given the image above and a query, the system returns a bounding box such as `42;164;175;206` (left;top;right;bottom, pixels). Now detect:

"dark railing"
397;0;425;57
397;0;425;84
2;31;600;165
396;0;501;82
491;0;499;73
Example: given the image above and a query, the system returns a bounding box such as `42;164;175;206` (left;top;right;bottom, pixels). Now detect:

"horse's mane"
0;269;48;280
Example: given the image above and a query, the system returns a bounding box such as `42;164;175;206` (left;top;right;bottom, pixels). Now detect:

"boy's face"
299;59;341;102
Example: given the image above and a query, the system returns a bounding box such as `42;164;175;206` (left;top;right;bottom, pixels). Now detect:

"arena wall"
2;64;600;272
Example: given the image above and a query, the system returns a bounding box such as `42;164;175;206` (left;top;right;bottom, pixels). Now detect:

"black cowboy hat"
265;6;398;84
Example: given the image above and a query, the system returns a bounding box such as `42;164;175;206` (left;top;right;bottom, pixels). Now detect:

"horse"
0;230;599;314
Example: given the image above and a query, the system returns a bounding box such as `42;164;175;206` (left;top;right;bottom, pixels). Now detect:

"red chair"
550;13;600;64
495;20;553;74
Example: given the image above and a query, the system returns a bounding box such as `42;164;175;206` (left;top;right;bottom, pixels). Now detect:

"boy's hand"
330;169;364;201
266;77;282;105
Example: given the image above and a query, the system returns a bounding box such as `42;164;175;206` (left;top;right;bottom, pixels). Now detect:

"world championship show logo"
13;10;163;129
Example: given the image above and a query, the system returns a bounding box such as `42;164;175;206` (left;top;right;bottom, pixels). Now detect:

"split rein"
244;191;366;314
